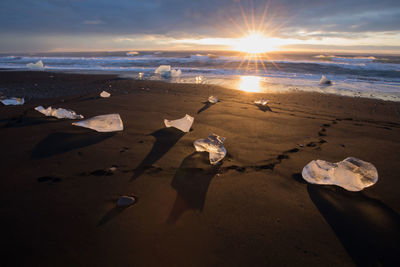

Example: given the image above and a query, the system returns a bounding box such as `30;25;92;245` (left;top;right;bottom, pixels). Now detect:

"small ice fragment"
254;98;268;106
109;167;117;172
72;114;123;132
194;133;226;165
208;95;219;104
164;114;194;133
302;157;378;191
0;97;24;105
35;106;84;119
126;51;139;56
195;76;203;84
138;72;144;79
100;91;110;98
26;60;44;69
117;196;135;207
319;75;332;85
170;69;182;77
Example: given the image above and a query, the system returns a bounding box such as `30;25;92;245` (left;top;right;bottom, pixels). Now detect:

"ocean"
1;51;399;101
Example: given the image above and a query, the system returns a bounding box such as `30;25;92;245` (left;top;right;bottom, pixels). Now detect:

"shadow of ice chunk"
35;106;84;119
164;114;194;133
26;60;44;69
193;133;226;165
0;97;24;105
72;114;123;132
302;157;378;191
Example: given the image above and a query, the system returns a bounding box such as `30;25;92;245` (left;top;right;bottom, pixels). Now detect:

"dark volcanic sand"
1;71;400;266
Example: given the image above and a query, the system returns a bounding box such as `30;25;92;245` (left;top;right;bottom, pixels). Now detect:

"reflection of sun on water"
238;76;262;92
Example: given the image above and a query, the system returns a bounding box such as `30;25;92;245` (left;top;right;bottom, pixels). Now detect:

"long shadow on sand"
131;127;185;181
1;116;61;128
167;152;220;223
197;102;214;114
308;184;400;266
98;206;127;226
255;104;272;112
31;131;115;159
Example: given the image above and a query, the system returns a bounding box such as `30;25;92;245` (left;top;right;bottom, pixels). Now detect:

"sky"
0;0;400;53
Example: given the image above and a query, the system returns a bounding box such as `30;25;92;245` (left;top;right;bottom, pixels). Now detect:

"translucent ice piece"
164;114;194;133
35;106;84;119
170;69;182;77
26;60;44;69
319;75;332;85
155;65;171;76
208;95;219;104
195;75;203;84
194;133;226;165
302;157;378;191
254;98;268;106
0;97;24;105
72;114;123;132
100;91;110;98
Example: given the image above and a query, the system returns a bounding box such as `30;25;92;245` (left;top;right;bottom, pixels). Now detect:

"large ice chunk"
208;95;219;104
155;65;181;78
35;106;84;119
0;97;24;105
194;133;226;165
100;91;110;98
164;114;194;133
26;60;44;69
72;114;123;132
319;75;332;85
302;157;378;191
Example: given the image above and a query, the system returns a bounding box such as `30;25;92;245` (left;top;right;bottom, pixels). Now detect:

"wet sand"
1;71;400;266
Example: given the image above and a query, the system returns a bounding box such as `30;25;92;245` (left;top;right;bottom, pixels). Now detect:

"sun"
233;31;277;54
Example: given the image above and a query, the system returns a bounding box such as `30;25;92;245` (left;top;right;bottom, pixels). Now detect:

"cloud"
0;0;399;52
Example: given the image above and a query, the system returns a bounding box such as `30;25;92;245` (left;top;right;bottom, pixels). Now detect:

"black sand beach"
1;71;400;266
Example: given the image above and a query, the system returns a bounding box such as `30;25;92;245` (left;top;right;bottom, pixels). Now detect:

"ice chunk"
208;95;219;104
319;75;332;85
254;98;268;106
302;157;378;191
100;91;110;98
164;114;194;133
26;60;44;69
138;72;144;79
0;97;24;105
195;76;203;84
170;69;182;77
155;65;171;75
126;51;139;56
35;106;84;119
117;196;135;207
72;114;123;132
155;65;181;78
194;133;226;165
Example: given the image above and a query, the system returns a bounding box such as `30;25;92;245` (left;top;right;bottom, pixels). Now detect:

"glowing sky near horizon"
0;0;399;53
